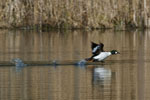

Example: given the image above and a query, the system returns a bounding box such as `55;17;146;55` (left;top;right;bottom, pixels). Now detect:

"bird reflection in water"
92;66;112;85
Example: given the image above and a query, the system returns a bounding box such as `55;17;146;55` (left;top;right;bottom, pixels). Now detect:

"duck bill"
117;52;120;54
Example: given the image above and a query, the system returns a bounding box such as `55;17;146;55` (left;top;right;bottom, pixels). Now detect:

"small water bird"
86;42;120;62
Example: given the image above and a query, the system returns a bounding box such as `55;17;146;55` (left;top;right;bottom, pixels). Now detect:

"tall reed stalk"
0;0;149;30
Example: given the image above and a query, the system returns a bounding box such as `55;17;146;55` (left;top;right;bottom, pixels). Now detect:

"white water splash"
11;58;27;67
77;59;87;66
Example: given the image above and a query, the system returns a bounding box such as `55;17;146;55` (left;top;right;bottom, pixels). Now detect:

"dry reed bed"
0;0;150;30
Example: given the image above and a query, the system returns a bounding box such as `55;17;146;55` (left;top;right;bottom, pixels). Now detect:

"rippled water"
0;29;150;100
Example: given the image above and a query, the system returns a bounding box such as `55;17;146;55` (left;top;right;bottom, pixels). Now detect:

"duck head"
111;50;120;55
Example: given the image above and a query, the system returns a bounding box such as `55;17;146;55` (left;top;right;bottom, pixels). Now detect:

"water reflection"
93;66;112;85
0;29;150;62
0;29;150;100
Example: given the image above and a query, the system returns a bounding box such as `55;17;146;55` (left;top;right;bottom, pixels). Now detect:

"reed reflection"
0;29;150;100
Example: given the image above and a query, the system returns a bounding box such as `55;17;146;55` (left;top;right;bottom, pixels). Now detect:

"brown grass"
0;0;149;30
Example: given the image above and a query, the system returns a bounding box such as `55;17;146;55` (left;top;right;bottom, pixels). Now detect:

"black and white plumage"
91;42;104;55
86;42;120;62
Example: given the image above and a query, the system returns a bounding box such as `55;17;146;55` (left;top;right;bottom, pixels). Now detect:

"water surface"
0;29;150;100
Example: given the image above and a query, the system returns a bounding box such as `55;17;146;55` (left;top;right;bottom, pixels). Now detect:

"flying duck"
86;42;120;62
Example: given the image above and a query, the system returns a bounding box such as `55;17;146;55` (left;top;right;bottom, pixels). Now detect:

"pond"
0;29;150;100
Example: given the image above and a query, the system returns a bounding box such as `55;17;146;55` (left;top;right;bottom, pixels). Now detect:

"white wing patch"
92;46;100;53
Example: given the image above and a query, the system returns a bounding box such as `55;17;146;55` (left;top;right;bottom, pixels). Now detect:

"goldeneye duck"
86;42;120;62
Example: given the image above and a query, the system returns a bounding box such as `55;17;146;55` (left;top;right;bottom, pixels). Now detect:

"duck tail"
85;55;95;62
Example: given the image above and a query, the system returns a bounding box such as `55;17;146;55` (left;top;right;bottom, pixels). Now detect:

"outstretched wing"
91;42;104;55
